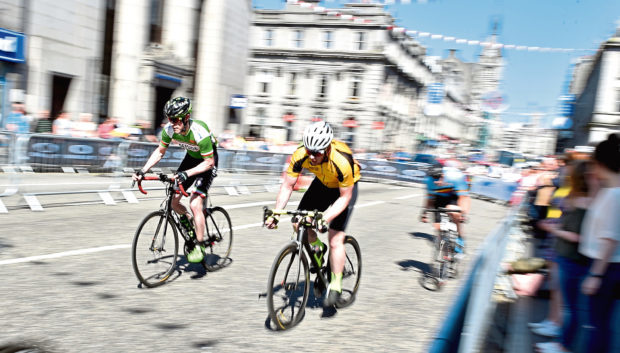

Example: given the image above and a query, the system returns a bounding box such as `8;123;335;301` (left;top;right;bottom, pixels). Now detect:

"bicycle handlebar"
133;173;189;197
262;207;326;231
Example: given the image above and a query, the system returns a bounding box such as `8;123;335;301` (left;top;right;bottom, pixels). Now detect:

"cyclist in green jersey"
132;97;218;263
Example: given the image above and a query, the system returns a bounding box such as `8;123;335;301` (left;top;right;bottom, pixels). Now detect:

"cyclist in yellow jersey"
264;121;361;307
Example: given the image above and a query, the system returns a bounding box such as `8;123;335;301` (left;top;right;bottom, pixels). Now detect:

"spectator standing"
576;133;620;353
52;111;73;136
536;160;592;353
97;117;116;139
34;110;52;134
72;113;97;138
3;103;30;133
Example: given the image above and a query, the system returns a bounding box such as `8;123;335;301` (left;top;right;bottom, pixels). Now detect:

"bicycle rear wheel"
132;211;179;288
337;235;362;308
202;206;232;270
267;243;309;330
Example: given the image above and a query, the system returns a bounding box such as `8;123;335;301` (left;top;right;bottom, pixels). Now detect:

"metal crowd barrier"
429;199;526;353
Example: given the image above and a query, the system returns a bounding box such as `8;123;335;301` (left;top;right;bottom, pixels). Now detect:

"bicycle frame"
264;208;331;292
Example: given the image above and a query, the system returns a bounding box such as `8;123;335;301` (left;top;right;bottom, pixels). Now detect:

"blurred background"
0;0;617;165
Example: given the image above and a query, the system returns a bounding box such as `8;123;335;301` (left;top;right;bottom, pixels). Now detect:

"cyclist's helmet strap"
164;97;192;122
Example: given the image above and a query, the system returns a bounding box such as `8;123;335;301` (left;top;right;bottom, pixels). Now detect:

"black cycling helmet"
164;97;192;122
427;162;444;179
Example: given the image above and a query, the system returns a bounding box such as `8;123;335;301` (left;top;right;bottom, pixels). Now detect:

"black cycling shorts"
431;193;458;223
176;145;218;198
297;177;358;232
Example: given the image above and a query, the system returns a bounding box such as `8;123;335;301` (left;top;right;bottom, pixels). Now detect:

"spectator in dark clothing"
576;133;620;353
34;110;52;134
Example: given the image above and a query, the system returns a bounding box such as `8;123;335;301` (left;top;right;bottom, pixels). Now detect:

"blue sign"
427;83;444;104
0;28;26;63
230;94;247;109
558;94;576;117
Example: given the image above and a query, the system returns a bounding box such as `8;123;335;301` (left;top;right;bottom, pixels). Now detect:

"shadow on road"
396;259;431;274
409;231;435;243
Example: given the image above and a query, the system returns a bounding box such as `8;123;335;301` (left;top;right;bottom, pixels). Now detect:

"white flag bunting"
289;1;594;53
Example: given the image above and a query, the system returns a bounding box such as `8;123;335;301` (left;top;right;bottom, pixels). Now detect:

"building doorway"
50;73;73;119
154;86;174;131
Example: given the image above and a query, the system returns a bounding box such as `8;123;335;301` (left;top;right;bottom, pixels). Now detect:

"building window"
264;29;273;47
350;75;362;98
318;75;328;98
257;70;272;94
355;32;366;50
149;0;164;43
293;30;304;48
323;31;333;49
288;72;298;95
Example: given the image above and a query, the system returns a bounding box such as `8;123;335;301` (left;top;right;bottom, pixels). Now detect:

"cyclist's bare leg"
306;227;318;244
328;229;345;275
190;194;205;243
171;193;191;218
433;222;441;246
446;204;464;239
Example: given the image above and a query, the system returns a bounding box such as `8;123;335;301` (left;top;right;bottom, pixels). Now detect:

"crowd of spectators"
1;105;157;143
505;135;619;353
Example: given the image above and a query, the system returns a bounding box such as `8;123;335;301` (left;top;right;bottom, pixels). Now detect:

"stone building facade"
244;1;474;152
0;0;252;136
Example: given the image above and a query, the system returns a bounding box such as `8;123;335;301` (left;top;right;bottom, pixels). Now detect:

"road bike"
423;208;463;290
262;207;362;330
131;173;232;288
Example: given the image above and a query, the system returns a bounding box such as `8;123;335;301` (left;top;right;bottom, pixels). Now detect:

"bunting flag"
288;0;595;53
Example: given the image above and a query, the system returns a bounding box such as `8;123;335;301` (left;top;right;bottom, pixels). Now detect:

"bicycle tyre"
436;239;449;282
267;242;310;330
132;210;179;288
202;206;233;270
337;235;362;308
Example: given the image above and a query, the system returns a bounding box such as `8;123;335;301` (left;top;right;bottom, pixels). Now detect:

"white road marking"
0;244;130;265
0;214;294;266
355;200;386;208
1;197;393;266
394;193;422;200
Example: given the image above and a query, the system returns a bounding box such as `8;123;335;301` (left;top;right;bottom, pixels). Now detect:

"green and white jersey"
160;119;217;159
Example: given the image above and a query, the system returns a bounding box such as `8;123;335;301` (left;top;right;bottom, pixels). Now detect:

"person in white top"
577;133;620;353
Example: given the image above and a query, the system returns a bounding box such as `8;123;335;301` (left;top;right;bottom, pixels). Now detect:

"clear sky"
252;0;620;127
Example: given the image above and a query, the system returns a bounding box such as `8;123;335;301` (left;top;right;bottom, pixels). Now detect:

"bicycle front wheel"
337;235;362;308
203;206;232;270
436;239;450;282
267;243;309;330
132;211;179;288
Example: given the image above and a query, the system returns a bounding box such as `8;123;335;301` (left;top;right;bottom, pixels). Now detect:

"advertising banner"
357;159;428;184
469;176;518;202
26;135;123;171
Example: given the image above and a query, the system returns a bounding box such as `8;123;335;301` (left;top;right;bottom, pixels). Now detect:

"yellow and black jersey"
286;140;361;188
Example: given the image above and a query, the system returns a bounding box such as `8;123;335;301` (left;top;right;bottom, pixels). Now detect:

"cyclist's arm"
323;185;354;224
274;173;298;210
457;194;470;220
183;157;214;178
141;145;167;173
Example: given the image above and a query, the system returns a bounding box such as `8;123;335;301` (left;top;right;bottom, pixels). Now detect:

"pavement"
0;172;511;353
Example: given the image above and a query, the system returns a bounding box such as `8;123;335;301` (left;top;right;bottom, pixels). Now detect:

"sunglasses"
305;148;325;157
169;114;188;123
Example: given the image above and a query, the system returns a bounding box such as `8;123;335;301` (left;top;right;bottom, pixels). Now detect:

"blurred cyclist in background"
420;162;470;255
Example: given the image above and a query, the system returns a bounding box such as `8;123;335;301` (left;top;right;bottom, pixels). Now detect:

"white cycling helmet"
303;121;333;151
